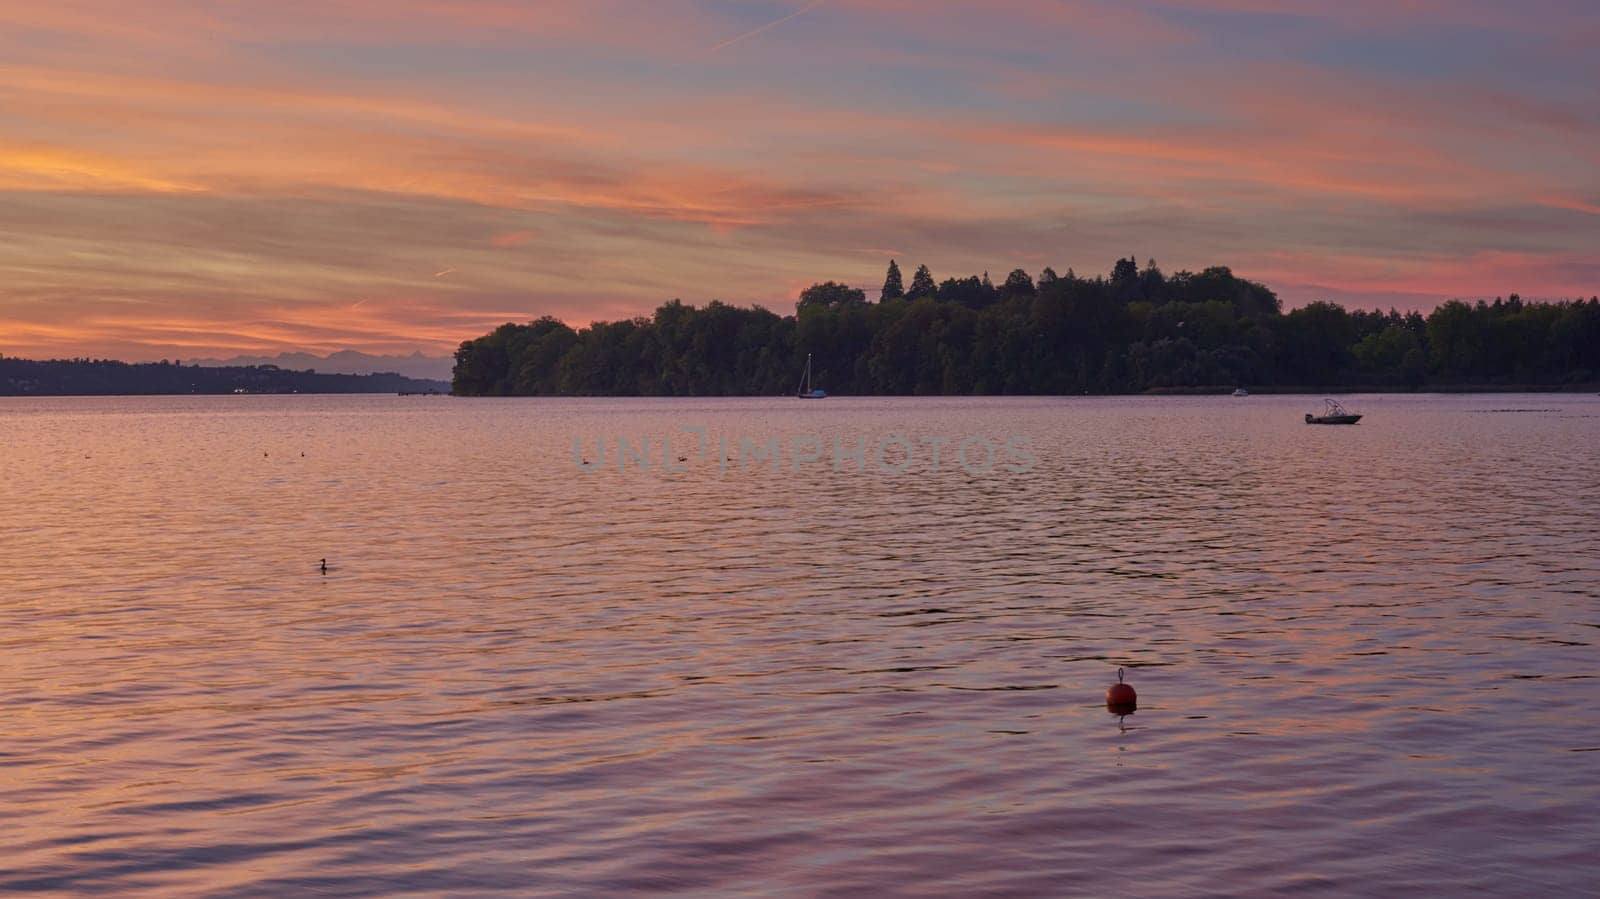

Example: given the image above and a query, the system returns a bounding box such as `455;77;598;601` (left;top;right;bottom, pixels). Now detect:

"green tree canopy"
797;281;867;311
1002;268;1036;299
448;259;1600;397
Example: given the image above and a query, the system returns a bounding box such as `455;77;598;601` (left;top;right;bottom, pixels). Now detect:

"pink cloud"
0;0;1593;359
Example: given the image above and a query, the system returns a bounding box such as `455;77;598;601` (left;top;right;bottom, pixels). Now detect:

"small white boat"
796;353;826;399
1231;387;1249;397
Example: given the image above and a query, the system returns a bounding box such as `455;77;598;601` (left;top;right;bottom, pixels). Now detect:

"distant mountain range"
187;350;454;381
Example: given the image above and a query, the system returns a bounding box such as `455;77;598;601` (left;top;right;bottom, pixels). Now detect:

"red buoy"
1106;667;1137;713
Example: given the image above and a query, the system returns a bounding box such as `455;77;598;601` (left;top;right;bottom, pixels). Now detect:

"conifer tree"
907;264;936;300
880;259;905;301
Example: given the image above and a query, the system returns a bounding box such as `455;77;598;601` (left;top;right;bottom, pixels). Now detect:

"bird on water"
320;558;328;574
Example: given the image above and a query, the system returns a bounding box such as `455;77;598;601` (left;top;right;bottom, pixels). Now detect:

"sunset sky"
2;0;1596;361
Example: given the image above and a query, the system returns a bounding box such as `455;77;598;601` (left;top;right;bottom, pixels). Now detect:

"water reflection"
1;394;1597;895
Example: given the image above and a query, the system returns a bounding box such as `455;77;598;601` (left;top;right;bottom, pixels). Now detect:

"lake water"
3;394;1598;896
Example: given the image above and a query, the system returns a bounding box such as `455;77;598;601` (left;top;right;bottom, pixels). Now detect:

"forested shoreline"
452;259;1599;397
0;357;448;396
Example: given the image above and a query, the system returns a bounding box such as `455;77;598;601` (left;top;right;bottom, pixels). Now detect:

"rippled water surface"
3;394;1598;896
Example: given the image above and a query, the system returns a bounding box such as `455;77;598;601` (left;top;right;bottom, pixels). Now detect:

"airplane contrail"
709;0;827;53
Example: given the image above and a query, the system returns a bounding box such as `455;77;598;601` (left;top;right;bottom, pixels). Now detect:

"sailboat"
795;353;827;399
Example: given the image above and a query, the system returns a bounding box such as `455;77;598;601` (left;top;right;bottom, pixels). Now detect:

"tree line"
451;259;1600;396
0;357;449;396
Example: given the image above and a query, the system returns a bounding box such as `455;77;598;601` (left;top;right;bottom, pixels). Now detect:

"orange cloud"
489;230;538;247
0;142;200;193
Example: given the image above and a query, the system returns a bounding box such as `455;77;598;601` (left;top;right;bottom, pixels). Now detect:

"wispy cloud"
0;0;1594;360
709;0;828;53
